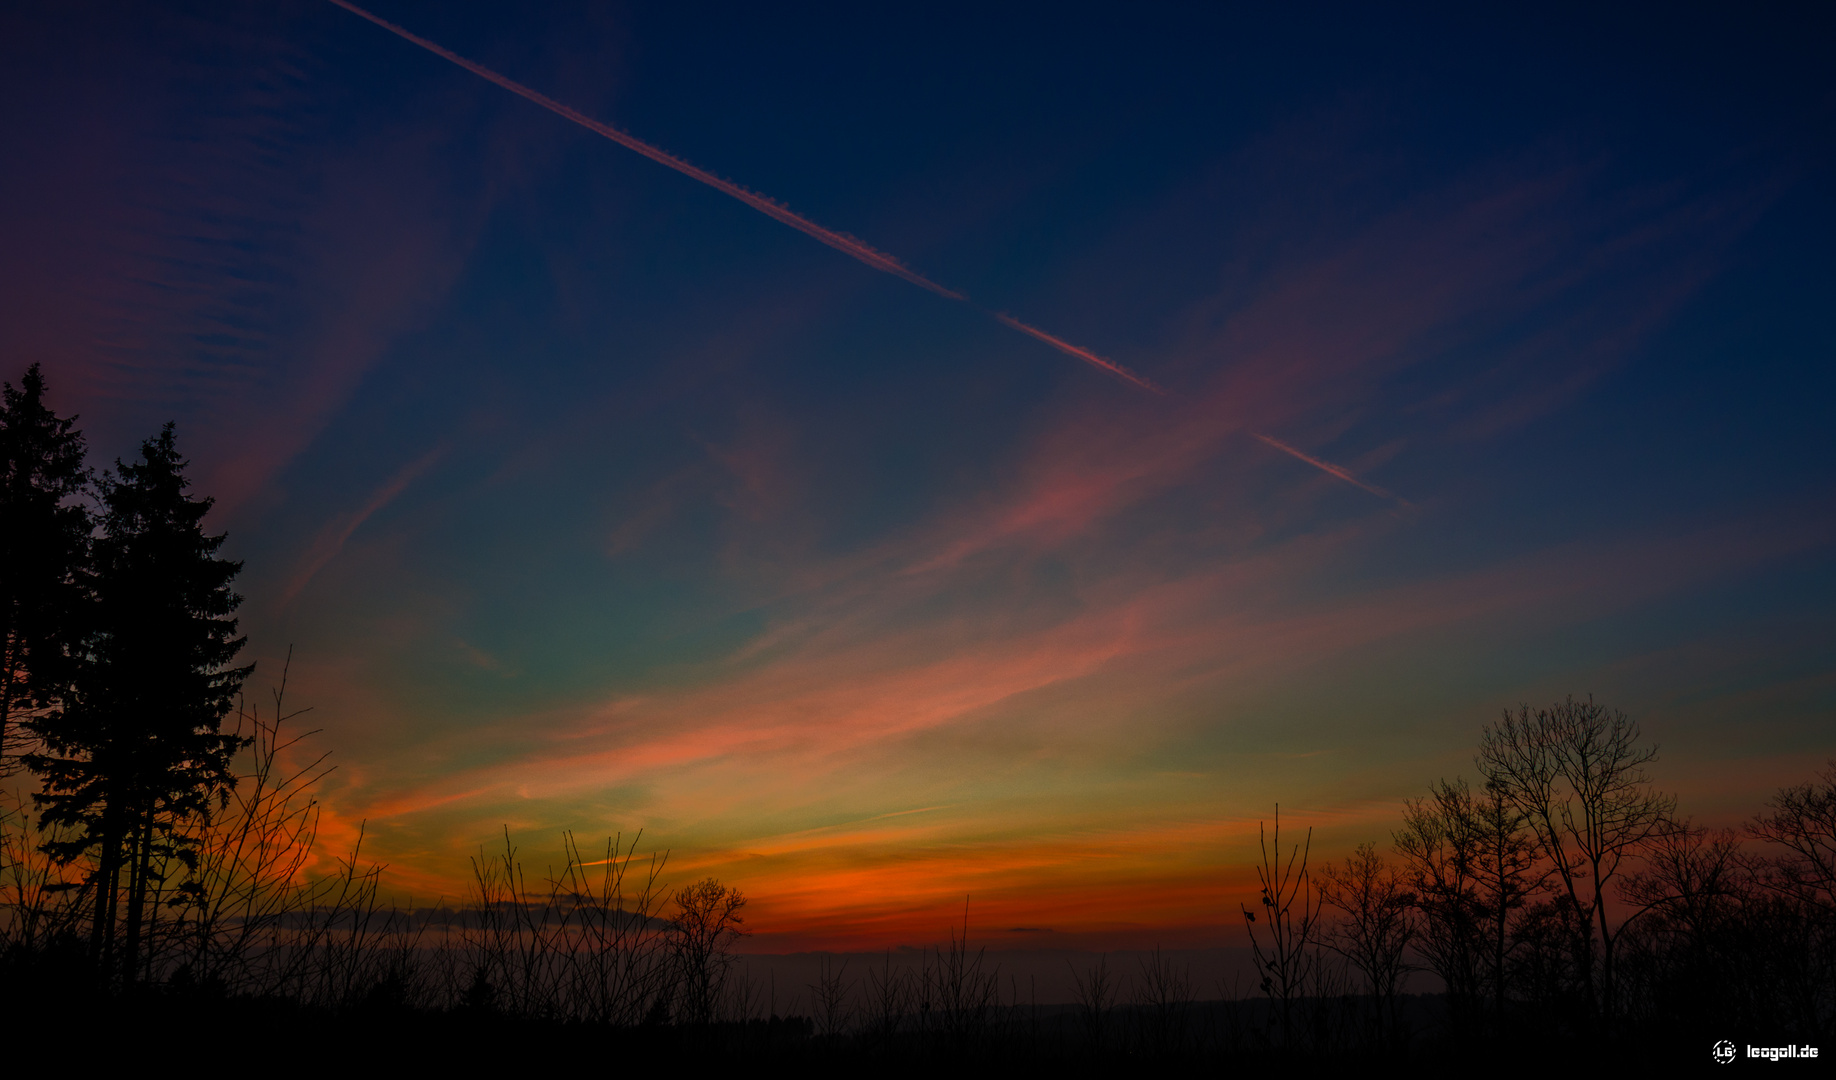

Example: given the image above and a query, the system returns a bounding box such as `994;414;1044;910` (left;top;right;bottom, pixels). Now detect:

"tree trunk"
0;639;12;764
92;811;122;978
122;805;152;985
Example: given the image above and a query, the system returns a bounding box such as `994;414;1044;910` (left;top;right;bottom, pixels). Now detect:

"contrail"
991;313;1161;393
326;1;957;300
281;442;447;605
326;0;1156;391
1252;433;1410;506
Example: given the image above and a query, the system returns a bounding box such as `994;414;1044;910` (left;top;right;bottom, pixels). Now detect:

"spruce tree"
0;364;91;773
26;423;251;978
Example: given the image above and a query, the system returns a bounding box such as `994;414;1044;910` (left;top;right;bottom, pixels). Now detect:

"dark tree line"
1244;696;1836;1056
2;364;250;984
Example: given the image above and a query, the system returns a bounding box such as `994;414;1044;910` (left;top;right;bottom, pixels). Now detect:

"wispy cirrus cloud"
282;442;448;606
322;501;1831;941
892;164;1745;577
335;502;1830;832
0;10;488;522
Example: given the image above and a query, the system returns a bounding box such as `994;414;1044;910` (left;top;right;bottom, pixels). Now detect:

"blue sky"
2;0;1830;944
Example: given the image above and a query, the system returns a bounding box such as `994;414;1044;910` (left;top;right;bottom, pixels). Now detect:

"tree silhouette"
26;423;251;980
667;877;746;1026
1468;779;1542;1023
1476;695;1673;1025
1749;760;1836;917
1393;779;1484;1026
1318;841;1414;1048
1241;806;1321;1049
1394;776;1542;1033
1744;763;1836;1041
0;365;90;774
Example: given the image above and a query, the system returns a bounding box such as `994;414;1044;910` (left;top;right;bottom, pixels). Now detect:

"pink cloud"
333;505;1830;841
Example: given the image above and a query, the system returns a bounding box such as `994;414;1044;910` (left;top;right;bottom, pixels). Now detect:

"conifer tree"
26;423;251;978
0;364;91;772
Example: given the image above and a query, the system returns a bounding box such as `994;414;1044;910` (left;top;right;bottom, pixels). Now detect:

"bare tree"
165;661;333;991
1476;695;1674;1023
919;903;1002;1055
1130;947;1193;1059
1394;780;1483;1025
1241;805;1321;1049
550;831;671;1026
1613;820;1779;1037
1748;760;1836;915
809;954;853;1041
1745;762;1836;1037
1318;841;1414;1048
0;793;89;954
1620;820;1747;936
462;829;560;1018
864;950;912;1053
667;877;747;1025
1070;953;1116;1054
1469;779;1543;1022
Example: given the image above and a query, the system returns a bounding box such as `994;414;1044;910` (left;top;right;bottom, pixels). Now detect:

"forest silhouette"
1;364;1830;1068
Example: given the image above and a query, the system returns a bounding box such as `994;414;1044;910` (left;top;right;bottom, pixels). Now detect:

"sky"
2;0;1832;951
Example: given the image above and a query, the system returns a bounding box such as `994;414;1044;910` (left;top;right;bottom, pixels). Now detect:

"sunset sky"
3;1;1831;950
